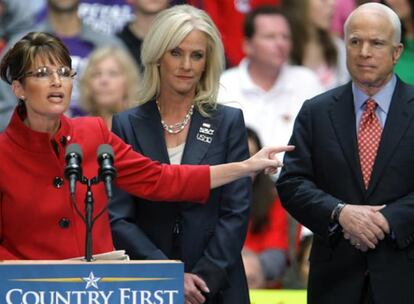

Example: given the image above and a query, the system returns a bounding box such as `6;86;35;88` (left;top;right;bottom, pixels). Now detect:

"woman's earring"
20;96;25;100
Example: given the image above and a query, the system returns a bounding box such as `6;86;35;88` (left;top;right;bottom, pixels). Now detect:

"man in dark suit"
277;3;414;304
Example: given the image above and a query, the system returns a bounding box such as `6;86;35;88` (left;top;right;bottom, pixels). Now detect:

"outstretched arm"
210;146;294;189
109;115;293;202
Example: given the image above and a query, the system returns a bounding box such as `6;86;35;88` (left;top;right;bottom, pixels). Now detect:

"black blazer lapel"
181;108;222;165
128;101;170;163
330;83;366;192
367;80;414;197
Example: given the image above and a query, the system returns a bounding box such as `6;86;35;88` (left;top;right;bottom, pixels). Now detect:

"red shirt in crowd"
244;197;289;253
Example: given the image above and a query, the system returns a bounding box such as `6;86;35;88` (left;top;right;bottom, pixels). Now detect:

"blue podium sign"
0;260;183;304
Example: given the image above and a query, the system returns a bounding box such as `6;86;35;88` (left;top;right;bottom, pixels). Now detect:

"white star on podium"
82;272;101;289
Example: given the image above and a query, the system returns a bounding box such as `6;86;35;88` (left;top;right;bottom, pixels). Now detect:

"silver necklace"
156;100;194;134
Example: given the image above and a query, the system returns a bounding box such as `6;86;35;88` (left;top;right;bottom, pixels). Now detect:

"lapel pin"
196;123;214;143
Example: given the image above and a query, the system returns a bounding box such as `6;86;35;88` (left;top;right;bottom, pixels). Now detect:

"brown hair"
243;5;288;39
0;32;72;85
247;127;278;234
281;0;337;67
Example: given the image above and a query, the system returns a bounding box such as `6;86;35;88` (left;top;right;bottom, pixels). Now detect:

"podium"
0;260;183;304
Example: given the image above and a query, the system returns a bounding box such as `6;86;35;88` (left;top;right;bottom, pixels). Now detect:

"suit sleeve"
191;110;251;296
109;114;169;260
277;100;340;240
380;193;414;249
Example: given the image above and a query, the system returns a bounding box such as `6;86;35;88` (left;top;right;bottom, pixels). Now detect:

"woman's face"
309;0;335;31
12;57;73;120
159;29;207;98
89;56;128;112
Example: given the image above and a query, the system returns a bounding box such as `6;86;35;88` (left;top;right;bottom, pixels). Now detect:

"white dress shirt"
218;59;324;149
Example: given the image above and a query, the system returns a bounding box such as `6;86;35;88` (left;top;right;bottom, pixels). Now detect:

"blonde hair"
139;4;225;116
79;46;140;115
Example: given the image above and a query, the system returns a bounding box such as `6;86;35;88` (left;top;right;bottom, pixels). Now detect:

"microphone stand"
80;176;100;262
65;144;115;262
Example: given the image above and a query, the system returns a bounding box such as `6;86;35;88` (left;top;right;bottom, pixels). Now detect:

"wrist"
241;158;254;178
331;202;346;223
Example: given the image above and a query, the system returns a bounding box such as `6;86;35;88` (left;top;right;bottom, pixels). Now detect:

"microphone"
97;144;117;199
64;143;83;196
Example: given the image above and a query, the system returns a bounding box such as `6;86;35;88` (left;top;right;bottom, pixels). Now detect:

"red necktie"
358;99;382;189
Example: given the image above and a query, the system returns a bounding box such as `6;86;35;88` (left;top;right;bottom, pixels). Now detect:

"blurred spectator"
332;1;381;38
296;231;312;286
0;0;35;46
383;0;414;84
0;40;4;56
243;127;289;289
34;0;134;35
78;0;134;35
187;0;281;67
1;0;125;118
0;0;37;131
0;74;15;131
79;46;140;129
218;6;322;151
331;0;356;38
281;0;349;90
117;0;169;70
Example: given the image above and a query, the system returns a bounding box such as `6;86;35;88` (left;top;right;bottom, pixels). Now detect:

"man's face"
345;10;403;94
128;0;169;14
243;14;291;71
47;0;79;13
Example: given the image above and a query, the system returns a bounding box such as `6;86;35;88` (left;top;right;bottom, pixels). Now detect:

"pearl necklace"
156;100;194;134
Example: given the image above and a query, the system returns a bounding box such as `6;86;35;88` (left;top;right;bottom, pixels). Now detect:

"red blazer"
0;109;210;260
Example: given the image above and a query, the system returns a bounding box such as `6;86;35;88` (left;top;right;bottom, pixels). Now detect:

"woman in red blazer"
0;32;290;261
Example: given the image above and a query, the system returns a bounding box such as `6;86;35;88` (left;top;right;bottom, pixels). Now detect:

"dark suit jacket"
277;79;414;304
109;101;251;304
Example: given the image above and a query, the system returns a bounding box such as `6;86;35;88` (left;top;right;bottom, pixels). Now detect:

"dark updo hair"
0;32;72;85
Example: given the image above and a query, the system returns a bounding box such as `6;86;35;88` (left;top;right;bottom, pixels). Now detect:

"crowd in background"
1;0;413;291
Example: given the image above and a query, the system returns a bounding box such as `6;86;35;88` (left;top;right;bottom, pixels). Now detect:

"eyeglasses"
21;66;76;81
